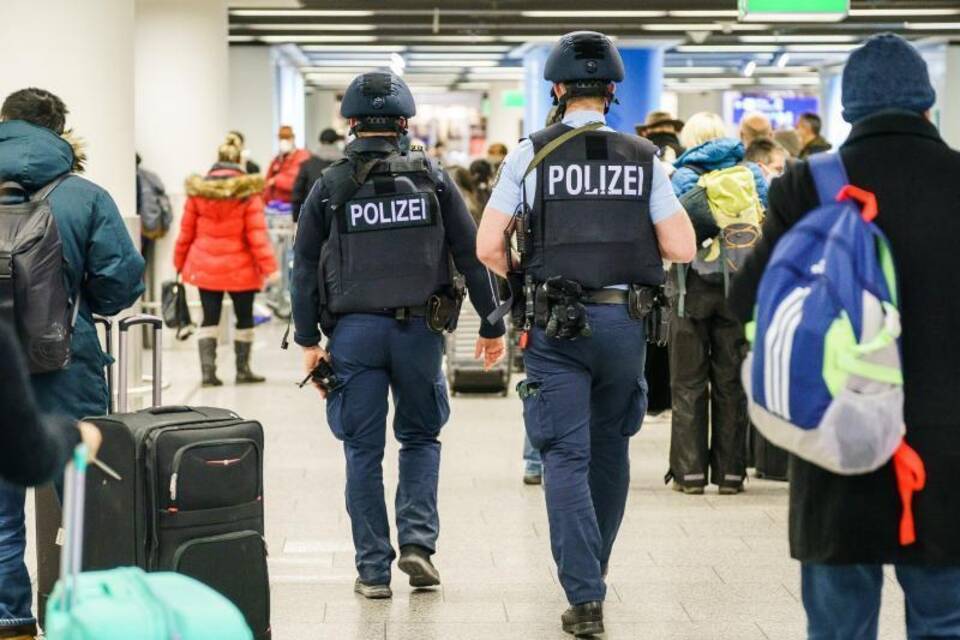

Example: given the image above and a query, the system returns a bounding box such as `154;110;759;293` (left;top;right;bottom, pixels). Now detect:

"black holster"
426;280;465;334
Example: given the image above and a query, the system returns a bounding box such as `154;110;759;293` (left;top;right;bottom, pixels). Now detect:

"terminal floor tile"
28;325;909;639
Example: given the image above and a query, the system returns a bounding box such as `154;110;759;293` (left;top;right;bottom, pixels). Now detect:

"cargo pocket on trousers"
518;379;552;450
429;380;451;437
621;378;649;438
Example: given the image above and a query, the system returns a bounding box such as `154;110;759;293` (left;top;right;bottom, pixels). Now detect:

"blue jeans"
523;434;542;475
327;315;450;585
0;483;34;631
803;563;960;639
521;305;648;605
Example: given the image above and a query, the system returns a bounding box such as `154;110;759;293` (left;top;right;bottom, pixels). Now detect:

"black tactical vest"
526;123;665;288
320;150;449;314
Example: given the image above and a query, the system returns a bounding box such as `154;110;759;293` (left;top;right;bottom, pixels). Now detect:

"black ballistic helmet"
544;31;625;84
341;72;416;134
544;32;623;116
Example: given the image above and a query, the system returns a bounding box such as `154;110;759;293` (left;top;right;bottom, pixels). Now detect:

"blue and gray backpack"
744;153;925;545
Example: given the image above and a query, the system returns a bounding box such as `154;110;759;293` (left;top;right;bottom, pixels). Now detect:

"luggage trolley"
264;202;294;320
445;298;515;397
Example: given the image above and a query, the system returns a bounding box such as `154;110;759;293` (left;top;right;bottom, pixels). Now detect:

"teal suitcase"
44;447;253;640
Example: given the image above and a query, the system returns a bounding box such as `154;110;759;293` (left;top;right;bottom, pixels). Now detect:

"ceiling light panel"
406;52;505;60
675;45;780;53
521;10;666;17
740;34;859;43
407;59;498;67
302;45;406;53
669;10;739;18
642;23;770;31
904;22;960;30
231;10;374;17
242;24;377;32
849;8;960;17
260;35;377;43
410;46;512;52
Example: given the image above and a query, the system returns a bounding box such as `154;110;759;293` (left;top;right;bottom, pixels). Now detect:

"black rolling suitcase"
36;315;270;639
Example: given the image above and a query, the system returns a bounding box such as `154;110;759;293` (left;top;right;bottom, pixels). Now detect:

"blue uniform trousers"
521;305;648;605
327;314;450;585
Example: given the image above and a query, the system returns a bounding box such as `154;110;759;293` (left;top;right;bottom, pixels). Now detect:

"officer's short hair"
1;88;68;134
799;112;823;135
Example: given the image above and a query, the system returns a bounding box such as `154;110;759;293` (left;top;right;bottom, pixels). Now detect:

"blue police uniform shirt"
487;110;682;222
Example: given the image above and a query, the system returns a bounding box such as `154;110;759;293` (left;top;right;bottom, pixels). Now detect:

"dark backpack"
137;168;173;239
0;176;77;373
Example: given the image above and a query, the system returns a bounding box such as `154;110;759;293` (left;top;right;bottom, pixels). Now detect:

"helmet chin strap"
551;83;618;119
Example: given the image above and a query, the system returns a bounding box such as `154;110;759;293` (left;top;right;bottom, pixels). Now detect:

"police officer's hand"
302;346;330;398
474;337;506;371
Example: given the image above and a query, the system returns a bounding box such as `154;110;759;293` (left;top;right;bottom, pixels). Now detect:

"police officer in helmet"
477;32;696;635
293;72;507;599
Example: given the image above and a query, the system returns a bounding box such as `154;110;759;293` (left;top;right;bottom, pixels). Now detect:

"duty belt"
581;289;629;305
372;305;428;320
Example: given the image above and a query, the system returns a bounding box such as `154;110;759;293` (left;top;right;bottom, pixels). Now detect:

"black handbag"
161;277;194;340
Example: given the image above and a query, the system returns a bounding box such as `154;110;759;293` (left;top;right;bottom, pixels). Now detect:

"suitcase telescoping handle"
59;445;88;611
92;315;114;413
117;314;163;413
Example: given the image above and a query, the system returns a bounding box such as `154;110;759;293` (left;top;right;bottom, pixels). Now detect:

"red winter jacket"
264;148;311;204
173;166;278;292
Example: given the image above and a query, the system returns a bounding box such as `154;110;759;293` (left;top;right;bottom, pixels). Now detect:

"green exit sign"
739;0;849;22
502;90;525;108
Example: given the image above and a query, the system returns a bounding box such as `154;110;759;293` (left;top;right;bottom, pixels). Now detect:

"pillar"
135;0;229;299
941;45;960;148
305;89;340;152
486;81;525;150
523;45;664;135
229;46;276;171
606;48;664;134
0;0;137;220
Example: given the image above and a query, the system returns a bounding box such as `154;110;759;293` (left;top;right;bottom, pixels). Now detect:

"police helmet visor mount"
341;72;416;135
544;31;624;116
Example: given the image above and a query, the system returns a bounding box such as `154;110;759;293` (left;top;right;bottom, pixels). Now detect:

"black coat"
729;111;960;565
0;321;80;486
291;149;341;223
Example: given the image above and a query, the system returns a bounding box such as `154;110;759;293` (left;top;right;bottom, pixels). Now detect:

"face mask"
278;139;294;154
241;148;251;160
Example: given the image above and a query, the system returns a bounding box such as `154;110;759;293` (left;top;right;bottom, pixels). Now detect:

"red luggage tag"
518;331;529;350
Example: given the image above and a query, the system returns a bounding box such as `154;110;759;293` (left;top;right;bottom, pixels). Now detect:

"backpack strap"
30;174;69;202
808;152;849;206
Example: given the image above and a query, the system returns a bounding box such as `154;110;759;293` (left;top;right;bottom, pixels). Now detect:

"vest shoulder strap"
321;157;381;209
523;122;605;179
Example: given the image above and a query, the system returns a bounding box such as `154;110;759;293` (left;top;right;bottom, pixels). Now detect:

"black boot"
234;329;265;384
198;334;222;387
561;601;604;637
398;545;440;588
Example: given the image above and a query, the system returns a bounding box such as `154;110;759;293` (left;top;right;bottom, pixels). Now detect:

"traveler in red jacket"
174;137;278;386
264;125;310;206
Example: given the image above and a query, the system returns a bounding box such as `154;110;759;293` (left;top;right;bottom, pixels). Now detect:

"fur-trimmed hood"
185;170;264;200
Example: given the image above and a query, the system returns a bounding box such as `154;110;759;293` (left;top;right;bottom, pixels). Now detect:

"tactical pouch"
426;283;464;334
627;284;657;321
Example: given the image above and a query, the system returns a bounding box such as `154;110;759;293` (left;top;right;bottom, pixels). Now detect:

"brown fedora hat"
635;111;685;136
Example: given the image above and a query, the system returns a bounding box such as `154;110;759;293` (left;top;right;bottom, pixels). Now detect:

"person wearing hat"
477;31;695;636
730;33;960;639
636;110;685;165
291;127;344;222
264;125;310;206
292;71;506;601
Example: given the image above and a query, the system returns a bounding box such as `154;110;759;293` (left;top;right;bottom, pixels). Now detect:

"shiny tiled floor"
31;324;910;639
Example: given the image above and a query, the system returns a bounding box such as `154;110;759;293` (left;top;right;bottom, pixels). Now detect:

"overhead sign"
739;0;849;22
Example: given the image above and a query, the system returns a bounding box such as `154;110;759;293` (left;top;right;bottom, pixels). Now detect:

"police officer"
292;72;506;599
477;32;696;636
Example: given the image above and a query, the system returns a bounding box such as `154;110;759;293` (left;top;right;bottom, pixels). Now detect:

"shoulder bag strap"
807;152;849;206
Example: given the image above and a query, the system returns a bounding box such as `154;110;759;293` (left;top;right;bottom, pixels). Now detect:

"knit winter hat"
842;33;936;123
